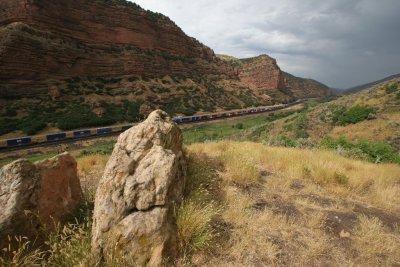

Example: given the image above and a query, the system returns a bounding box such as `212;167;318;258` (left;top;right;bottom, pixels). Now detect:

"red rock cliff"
239;55;286;91
0;0;329;105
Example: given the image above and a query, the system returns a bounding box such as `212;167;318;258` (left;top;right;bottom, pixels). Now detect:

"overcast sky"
132;0;400;88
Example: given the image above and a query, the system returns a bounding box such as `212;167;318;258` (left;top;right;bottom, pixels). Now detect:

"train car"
6;137;32;147
73;129;91;138
46;132;67;141
96;127;112;134
173;118;183;124
181;117;194;123
192;116;202;122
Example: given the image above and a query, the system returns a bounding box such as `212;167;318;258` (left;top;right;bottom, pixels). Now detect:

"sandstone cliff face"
0;0;232;98
92;110;186;265
0;0;214;59
236;55;330;100
239;55;286;92
0;0;330;134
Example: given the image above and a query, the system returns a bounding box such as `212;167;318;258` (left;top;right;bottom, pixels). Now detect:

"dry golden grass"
330;113;400;141
2;141;399;266
186;141;400;266
77;155;109;176
77;155;109;193
190;141;400;211
353;215;400;266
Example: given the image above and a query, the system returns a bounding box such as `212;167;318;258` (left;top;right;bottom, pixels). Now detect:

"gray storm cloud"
132;0;400;88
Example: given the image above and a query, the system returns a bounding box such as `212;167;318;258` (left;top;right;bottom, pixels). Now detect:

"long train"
0;101;301;149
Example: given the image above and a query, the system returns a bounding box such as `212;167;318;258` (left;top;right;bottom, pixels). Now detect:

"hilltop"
236;76;399;145
346;73;400;94
0;0;329;137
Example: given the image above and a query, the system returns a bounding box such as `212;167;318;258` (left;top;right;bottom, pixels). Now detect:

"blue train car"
97;127;112;134
46;132;67;141
191;116;201;122
73;130;91;138
7;137;32;147
173;118;183;124
181;117;194;123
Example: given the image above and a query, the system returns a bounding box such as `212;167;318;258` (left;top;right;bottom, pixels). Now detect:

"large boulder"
0;153;81;249
35;153;82;227
92;110;186;266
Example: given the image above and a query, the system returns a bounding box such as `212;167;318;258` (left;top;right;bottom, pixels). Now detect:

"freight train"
0;101;301;149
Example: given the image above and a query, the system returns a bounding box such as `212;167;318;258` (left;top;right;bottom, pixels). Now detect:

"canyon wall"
0;0;329;127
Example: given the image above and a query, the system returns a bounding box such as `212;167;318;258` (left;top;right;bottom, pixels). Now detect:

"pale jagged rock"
92;110;186;266
0;153;81;249
0;159;41;249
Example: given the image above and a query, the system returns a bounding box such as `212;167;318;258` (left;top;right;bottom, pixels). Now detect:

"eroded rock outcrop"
0;153;81;249
35;153;82;227
0;0;328;104
238;55;330;100
92;110;186;266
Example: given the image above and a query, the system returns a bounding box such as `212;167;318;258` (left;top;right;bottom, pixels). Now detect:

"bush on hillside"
123;100;144;122
285;113;309;138
57;105;114;130
234;123;244;129
320;135;400;164
0;119;19;135
20;119;47;135
385;83;399;94
2;108;17;117
330;105;375;125
266;134;297;148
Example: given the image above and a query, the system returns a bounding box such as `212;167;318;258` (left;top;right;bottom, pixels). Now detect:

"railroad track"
0;101;303;153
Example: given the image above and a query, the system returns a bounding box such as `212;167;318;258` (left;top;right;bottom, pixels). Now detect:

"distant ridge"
346;73;400;94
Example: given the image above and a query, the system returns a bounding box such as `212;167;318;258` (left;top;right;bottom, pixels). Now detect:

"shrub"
320;135;400;164
57;105;114;130
2;108;17;117
0;119;19;135
20;120;47;135
267;134;297;148
235;123;244;129
385;83;398;94
124;100;144;122
286;113;309;138
331;105;375;125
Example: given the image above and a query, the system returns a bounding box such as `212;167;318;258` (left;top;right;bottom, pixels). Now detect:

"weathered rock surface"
0;159;41;249
0;153;81;249
35;153;82;227
92;110;186;266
